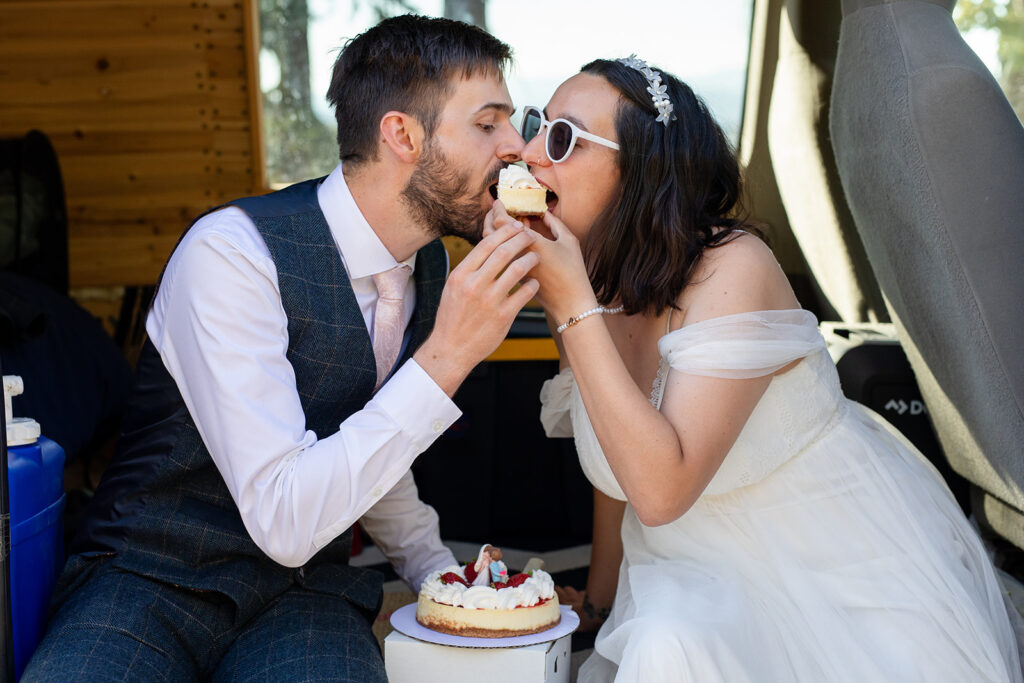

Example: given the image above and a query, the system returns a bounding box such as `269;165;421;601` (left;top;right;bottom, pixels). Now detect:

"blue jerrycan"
3;375;66;680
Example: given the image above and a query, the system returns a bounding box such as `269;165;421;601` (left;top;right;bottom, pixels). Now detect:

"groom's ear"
379;111;424;164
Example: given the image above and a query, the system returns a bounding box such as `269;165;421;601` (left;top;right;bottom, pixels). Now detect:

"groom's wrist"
413;339;472;398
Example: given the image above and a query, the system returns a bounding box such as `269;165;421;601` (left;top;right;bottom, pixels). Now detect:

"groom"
24;15;537;681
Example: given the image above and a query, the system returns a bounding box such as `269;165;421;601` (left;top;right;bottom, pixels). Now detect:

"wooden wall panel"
0;0;262;288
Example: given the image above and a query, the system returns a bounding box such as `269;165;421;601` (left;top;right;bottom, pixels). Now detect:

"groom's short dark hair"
327;15;512;166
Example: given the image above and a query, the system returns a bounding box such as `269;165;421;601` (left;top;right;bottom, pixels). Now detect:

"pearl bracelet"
555;305;624;334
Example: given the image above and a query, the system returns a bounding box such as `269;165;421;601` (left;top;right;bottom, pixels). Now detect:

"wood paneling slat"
4;80;222;108
0;47;244;79
0;1;241;37
2;100;250;128
46;130;251;156
2;0;241;8
70;233;184;286
68;192;232;213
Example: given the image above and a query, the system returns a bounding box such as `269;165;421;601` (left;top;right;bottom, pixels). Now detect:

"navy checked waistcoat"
68;178;447;620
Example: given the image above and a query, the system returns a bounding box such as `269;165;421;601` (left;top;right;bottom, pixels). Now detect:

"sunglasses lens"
548;121;573;162
522;109;542;141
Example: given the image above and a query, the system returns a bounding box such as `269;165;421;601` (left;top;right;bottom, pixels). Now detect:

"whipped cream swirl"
420;564;556;609
498;165;543;190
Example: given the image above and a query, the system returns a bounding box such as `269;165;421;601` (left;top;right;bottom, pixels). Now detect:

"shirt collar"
317;163;417;278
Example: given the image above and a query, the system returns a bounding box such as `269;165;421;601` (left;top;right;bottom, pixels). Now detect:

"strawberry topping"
440;572;468;586
507;573;530;588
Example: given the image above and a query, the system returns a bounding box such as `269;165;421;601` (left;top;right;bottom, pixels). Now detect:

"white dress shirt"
146;164;459;590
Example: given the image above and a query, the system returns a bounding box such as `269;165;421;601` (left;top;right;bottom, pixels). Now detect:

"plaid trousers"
22;557;387;682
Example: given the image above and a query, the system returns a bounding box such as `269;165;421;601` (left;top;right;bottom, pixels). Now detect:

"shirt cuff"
371;359;462;451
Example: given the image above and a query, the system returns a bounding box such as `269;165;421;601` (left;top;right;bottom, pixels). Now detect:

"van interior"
1;0;1022;678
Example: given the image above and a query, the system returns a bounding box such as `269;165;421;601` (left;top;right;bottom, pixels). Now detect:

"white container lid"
4;375;41;446
6;416;41;447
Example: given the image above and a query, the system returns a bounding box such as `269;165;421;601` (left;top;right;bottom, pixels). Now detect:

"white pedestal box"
384;630;571;683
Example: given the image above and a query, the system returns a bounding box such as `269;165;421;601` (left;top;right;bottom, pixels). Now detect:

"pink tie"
372;265;412;389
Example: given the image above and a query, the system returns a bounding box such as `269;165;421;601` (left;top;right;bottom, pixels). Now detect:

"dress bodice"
539;309;846;499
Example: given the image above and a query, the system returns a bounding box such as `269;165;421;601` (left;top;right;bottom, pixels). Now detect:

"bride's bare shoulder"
680;231;798;324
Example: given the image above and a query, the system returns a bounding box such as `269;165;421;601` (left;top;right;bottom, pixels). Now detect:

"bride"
490;56;1023;681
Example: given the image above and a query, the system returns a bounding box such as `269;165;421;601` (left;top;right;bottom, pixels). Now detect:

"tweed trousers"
22;556;386;682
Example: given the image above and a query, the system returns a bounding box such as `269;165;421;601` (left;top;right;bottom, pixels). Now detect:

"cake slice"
497;166;547;217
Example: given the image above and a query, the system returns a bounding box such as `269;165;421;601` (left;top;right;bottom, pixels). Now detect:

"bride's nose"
522;130;551;169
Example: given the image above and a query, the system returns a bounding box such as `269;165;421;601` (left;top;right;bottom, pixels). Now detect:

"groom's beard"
402;141;502;245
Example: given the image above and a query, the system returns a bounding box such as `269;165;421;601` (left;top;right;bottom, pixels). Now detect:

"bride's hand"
526;212;598;321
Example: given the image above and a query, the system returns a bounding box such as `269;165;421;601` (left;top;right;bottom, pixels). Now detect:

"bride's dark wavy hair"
580;59;748;316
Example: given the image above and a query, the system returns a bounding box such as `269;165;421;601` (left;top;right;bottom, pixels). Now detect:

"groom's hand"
415;221;539;396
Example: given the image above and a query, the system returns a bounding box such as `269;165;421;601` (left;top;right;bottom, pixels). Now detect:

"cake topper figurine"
472;544;508;586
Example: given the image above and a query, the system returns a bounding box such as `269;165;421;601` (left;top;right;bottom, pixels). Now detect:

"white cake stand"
390;603;579;649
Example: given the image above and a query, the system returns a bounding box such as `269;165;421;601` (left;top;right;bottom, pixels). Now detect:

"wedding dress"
540;309;1022;682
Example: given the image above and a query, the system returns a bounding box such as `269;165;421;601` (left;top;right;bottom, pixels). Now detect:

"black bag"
0;130;68;295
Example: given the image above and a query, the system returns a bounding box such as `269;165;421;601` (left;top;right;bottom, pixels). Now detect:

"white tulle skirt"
580;403;1023;682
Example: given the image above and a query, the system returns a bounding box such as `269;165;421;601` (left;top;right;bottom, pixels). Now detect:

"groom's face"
402;74;523;244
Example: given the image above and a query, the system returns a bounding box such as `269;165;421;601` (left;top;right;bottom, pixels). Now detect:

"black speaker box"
412;359;593;552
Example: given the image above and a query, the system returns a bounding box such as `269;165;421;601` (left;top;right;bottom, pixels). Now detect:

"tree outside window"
259;0;491;187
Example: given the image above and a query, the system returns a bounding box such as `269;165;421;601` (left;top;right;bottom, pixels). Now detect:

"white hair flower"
617;54;675;126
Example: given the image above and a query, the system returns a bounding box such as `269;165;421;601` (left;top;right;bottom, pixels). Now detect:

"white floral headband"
617;54;675;126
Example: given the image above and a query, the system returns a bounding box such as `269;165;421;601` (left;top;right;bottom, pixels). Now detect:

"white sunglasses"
520;105;620;163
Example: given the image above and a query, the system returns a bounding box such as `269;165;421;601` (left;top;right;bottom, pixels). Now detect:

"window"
258;0;755;187
955;0;1023;124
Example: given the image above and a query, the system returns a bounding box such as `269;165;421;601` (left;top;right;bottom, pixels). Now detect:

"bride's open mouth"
535;179;558;213
545;188;559;212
